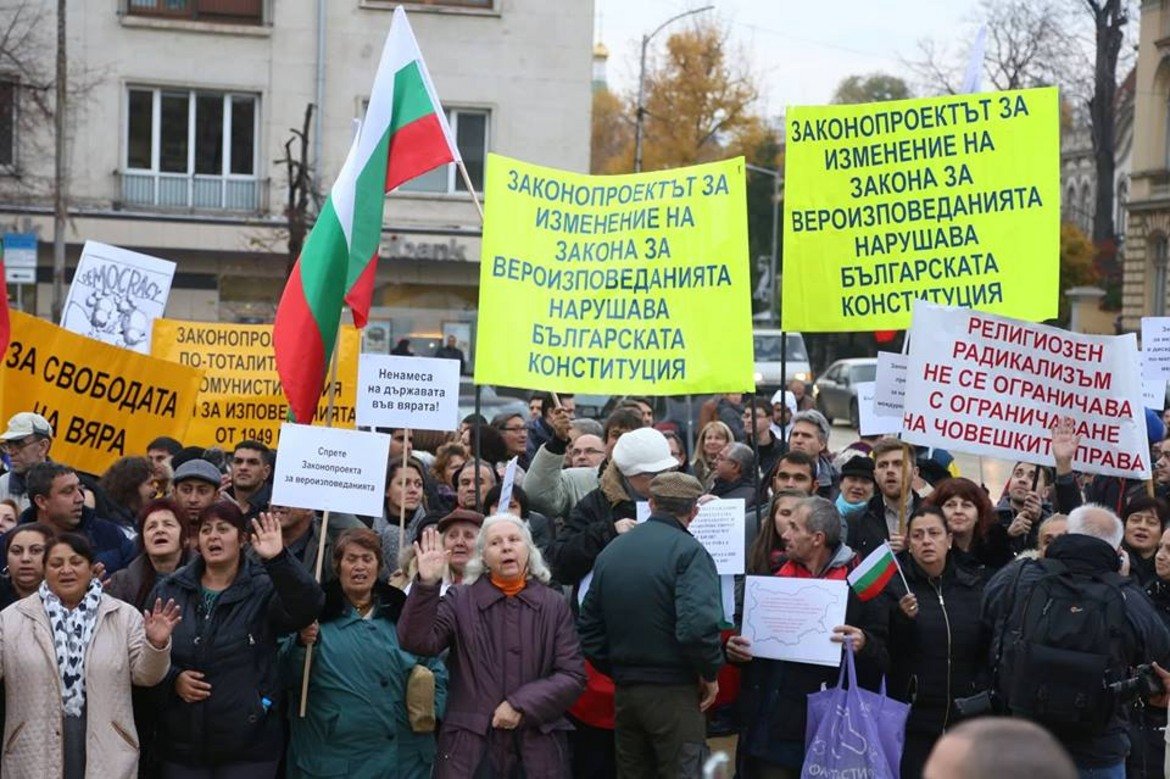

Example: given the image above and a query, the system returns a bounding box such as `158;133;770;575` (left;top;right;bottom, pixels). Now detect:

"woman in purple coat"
399;513;585;778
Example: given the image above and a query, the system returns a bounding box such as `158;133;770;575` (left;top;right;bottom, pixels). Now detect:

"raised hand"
1050;416;1079;475
250;513;284;560
414;526;449;586
143;597;182;649
549;406;573;442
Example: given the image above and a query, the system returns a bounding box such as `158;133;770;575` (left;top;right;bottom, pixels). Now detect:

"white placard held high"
874;352;908;418
271;423;391;517
742;576;848;667
61;241;176;353
1143;379;1165;410
689;498;746;576
1142;317;1170;380
857;382;903;437
356;354;462;431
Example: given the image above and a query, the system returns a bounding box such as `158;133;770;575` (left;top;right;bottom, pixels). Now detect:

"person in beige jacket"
0;532;180;779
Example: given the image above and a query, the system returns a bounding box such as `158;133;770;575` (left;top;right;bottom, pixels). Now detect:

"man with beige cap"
0;412;54;511
578;470;724;778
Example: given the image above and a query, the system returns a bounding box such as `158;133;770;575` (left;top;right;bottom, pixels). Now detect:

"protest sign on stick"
2;311;199;474
782;88;1060;332
356;354;461;431
475;154;754;394
62;241;176;353
271;423;392;518
152;319;360;447
1142;317;1170;380
874;352;908;418
902;302;1148;479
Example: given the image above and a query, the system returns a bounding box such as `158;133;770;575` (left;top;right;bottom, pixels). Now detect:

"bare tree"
1085;0;1127;250
275;104;317;279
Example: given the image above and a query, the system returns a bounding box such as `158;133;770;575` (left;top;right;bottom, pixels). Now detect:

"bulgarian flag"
847;542;900;601
274;6;459;423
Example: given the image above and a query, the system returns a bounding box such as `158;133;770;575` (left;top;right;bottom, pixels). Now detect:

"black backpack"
997;558;1135;738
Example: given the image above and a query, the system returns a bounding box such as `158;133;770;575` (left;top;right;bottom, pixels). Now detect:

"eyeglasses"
1;436;39;454
500;426;527;433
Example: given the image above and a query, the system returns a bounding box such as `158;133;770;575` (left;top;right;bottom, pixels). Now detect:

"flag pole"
891;544;912;595
456;160;486;224
398;429;410;550
299;328;342;718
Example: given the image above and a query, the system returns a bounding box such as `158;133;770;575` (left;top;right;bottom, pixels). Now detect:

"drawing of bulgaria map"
741;576;849;667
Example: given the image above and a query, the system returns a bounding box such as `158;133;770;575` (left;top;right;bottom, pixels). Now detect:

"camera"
953;690;999;719
1106;664;1165;700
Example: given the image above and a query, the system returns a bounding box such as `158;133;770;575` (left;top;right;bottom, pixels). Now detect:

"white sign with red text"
902;302;1148;479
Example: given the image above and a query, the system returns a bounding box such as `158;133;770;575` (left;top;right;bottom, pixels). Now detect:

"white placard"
874;352;908;418
636;501;650;523
856;382;903;437
1142;318;1170;380
742;576;848;667
356;354;462;431
498;456;519;513
61;241;175;353
720;575;735;624
271;423;391;517
690;498;746;575
904;302;1148;479
1143;379;1165;410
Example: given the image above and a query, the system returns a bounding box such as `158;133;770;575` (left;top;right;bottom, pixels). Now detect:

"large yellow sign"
2;311;200;474
151;319;359;448
475;154;754;393
781;87;1060;331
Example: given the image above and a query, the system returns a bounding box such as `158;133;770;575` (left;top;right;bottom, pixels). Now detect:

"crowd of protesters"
0;384;1167;778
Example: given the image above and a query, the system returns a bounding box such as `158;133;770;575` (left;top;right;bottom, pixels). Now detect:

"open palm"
251;513;285;560
414;526;449;585
144;598;182;649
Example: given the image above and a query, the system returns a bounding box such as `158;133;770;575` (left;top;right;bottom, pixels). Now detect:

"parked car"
753;329;813;393
812;358;877;429
458;379;529;422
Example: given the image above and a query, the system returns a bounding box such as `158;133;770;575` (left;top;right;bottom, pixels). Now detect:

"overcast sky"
593;0;984;116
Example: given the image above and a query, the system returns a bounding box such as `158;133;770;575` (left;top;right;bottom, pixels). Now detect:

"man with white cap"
0;412;54;511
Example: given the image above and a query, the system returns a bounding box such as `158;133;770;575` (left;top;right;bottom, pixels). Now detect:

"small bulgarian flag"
274;6;459;424
847;542;900;601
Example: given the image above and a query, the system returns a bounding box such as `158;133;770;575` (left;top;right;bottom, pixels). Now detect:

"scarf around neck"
40;578;103;717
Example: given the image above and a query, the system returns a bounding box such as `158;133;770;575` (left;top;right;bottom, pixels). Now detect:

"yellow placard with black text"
2;311;200;475
782;87;1060;331
151;319;359;448
475;154;754;393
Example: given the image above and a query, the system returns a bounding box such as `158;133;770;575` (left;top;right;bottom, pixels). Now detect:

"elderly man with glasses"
0;413;54;511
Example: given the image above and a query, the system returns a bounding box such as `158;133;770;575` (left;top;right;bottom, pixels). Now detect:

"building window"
122;87;260;211
0;78;15;169
1153;235;1168;318
126;0;263;25
398;108;488;194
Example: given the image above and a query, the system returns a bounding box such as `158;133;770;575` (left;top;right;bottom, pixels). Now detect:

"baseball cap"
612;427;678;477
172;459;222;487
1;412;53;441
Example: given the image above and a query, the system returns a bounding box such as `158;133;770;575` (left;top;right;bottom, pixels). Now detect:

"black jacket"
545;465;636;594
5;505;136;575
882;554;988;739
851;492;922;560
983;534;1170;768
149;550;324;767
1130;578;1170;778
951;523;1015;574
709;476;760;507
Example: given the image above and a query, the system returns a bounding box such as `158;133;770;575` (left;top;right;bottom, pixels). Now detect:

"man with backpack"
983;503;1170;777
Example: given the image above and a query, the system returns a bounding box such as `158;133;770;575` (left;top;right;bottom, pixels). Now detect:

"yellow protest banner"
2;311;200;475
475;154;754;394
151;319;360;448
781;87;1060;332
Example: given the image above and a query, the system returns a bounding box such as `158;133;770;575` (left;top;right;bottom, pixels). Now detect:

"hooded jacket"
148;550;323;767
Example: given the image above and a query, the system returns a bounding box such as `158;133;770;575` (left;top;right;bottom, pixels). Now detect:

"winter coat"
736;543;889;770
851;493;923;560
397;577;586;779
579;512;724;686
545;463;636;591
5;506;137;576
280;580;448;779
881;554;988;740
1130;578;1170;778
0;591;170;779
950;523;1015;574
982;533;1170;768
148;550;323;767
709;476;760;508
524;440;601;520
526;417;555;464
106;552;195;611
376;506;427;573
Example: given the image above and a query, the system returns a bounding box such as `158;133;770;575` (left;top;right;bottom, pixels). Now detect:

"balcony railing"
127;0;263;25
121;172;262;212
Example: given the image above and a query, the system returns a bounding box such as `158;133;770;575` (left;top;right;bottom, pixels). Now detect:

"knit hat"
1;412;53;441
612;428;678;477
839;455;875;483
649;472;704;501
172;458;222;487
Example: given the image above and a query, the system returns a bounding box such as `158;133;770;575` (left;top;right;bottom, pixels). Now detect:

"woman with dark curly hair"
430;442;467;514
927;477;1012;573
99;456;157;532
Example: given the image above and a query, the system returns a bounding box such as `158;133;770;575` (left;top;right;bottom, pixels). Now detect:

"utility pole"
52;0;66;321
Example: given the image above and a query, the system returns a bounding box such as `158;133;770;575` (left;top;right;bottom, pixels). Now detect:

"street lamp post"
746;162;782;325
633;5;714;173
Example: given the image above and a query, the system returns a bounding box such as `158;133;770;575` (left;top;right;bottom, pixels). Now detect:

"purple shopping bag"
802;638;909;779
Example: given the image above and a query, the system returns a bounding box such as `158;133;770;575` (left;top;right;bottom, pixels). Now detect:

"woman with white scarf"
0;532;180;778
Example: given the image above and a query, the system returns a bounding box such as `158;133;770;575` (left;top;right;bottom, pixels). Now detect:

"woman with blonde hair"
691;421;733;490
398;514;584;778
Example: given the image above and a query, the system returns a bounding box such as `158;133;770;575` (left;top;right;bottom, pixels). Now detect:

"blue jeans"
1076;762;1125;779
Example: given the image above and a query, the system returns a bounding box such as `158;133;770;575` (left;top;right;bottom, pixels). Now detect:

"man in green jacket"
578;471;724;778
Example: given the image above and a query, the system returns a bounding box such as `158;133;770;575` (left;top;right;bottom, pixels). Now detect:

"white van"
752;329;813;392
